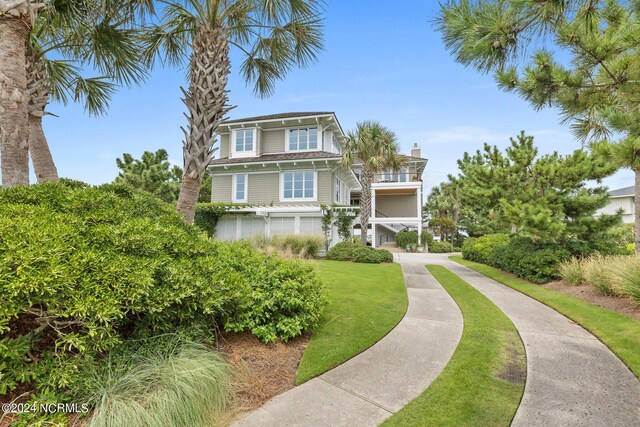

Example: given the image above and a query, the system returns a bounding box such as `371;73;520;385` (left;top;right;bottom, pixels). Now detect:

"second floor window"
288;128;318;151
234;129;255;153
282;171;315;200
335;176;342;204
233;174;247;202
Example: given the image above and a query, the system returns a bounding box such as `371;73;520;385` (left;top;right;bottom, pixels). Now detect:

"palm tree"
342;121;406;246
144;0;324;223
0;0;149;186
26;1;149;182
0;0;42;187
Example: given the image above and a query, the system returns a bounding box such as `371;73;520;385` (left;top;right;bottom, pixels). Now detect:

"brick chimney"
411;143;421;158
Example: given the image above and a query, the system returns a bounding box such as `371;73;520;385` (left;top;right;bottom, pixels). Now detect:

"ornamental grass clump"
558;258;585;286
84;335;233;427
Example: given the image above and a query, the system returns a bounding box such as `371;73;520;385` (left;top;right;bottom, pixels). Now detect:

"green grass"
295;260;407;384
451;255;640;379
383;265;525;427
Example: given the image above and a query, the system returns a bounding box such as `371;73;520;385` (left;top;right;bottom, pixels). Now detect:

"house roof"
209;151;342;166
609;186;634;197
224;112;334;124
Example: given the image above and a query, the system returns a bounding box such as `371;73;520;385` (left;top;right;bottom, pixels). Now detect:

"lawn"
383;265;525;427
451;255;640;379
295;260;407;384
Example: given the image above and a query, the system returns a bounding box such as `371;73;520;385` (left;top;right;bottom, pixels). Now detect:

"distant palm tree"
144;0;324;223
342;121;406;246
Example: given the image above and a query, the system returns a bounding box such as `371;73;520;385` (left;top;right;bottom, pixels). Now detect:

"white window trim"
232;173;248;202
230;128;257;158
285;126;321;153
280;170;318;202
334;175;342;204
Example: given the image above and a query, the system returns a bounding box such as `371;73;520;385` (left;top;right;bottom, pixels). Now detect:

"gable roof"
224;112;334;124
609;186;634;197
209;151;342;166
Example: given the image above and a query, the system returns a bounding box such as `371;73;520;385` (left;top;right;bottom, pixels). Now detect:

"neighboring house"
595;186;635;224
208;112;427;247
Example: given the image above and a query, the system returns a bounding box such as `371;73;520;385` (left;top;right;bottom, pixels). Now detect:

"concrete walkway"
397;253;640;427
233;260;463;427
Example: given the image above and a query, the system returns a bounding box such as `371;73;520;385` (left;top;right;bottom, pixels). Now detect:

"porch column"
371;224;377;248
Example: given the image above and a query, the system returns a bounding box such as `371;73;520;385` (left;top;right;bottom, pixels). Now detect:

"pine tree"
438;0;640;253
451;132;619;244
115;149;182;203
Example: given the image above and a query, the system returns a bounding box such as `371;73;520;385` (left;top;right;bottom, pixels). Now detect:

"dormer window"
288;127;318;151
231;128;257;158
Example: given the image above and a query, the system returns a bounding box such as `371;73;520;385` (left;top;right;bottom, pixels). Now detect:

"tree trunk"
0;14;30;187
359;169;373;246
176;174;201;223
633;169;640;256
176;25;231;223
27;51;58;182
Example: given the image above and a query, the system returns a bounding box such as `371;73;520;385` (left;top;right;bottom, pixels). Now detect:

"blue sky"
42;0;633;194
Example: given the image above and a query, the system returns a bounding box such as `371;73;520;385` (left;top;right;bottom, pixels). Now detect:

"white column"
372;224;377;248
371;188;376;221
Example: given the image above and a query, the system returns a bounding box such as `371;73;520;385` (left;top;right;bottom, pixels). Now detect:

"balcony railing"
372;173;421;183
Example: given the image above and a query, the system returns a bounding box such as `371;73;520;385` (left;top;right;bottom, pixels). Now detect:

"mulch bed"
543;281;640;321
217;331;310;422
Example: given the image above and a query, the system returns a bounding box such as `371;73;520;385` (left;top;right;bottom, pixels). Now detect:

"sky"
42;0;634;195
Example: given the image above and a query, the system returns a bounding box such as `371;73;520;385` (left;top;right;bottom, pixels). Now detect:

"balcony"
373;172;421;184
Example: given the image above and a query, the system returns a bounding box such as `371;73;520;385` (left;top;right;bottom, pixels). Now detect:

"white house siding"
596;196;635;224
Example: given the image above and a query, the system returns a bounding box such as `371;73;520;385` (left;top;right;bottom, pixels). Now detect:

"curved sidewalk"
233;260;463;427
399;253;640;427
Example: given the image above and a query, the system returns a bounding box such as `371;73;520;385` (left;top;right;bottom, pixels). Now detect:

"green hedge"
491;238;571;284
396;231;419;249
0;182;326;402
461;234;570;283
326;242;393;263
461;234;510;264
429;241;455;253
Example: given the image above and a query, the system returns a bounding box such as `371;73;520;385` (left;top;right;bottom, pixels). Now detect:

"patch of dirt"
543;281;640;321
218;331;310;420
497;336;527;385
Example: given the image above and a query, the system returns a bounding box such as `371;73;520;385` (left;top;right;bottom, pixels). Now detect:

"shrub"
83;335;232;427
0;182;325;403
396;231;419;249
326;241;358;261
428;241;455;253
326;242;392;263
461;234;510;264
558;258;585;285
352;246;394;264
490;238;571;284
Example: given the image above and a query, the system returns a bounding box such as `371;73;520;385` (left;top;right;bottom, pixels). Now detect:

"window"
334;176;342;204
282;171;315;200
232;129;256;157
288;127;318;151
332;135;341;154
233;174;247;202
